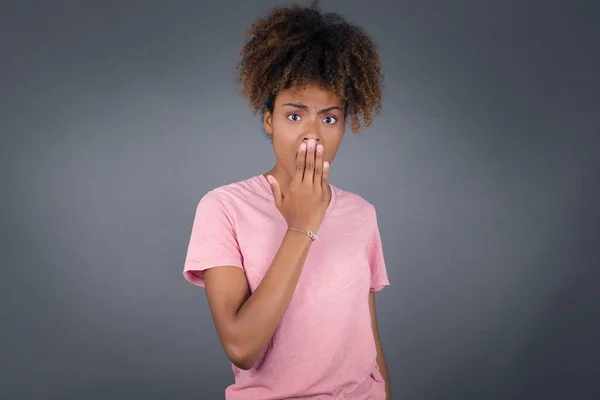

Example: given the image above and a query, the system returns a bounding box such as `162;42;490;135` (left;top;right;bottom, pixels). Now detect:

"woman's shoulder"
196;174;270;211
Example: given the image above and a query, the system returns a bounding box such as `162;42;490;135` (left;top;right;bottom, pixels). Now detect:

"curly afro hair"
236;0;384;134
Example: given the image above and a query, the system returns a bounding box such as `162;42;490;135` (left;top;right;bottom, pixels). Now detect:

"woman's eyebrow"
282;103;342;113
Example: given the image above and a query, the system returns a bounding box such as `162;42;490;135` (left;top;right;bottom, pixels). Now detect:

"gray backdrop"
2;0;599;399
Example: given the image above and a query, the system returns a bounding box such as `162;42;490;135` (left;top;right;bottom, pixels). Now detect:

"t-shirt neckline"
256;173;337;222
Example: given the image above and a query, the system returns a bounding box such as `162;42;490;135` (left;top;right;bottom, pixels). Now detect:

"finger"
303;139;316;184
266;175;283;208
293;142;307;183
314;144;324;186
321;161;330;191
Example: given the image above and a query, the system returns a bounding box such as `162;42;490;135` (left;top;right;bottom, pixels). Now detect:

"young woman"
184;2;391;399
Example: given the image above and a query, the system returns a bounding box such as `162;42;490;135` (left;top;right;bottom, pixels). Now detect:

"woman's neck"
263;164;292;197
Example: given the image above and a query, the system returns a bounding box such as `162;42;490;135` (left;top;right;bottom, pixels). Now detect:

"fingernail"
300;142;306;151
307;139;316;149
323;161;329;169
266;175;274;184
317;144;323;154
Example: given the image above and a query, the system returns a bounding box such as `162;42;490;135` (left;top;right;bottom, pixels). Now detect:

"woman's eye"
323;116;337;125
287;114;301;121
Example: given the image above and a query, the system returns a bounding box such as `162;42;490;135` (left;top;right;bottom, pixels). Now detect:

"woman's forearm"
231;230;313;368
376;346;391;399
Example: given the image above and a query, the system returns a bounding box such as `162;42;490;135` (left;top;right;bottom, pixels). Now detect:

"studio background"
2;1;598;399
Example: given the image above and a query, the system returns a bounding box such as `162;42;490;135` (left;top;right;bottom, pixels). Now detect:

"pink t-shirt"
184;174;390;399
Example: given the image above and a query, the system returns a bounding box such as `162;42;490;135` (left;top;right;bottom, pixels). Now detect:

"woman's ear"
263;109;273;136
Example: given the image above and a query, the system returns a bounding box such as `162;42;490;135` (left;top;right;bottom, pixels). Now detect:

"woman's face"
264;82;345;177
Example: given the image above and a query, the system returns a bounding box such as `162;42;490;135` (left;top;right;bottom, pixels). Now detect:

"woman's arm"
204;231;313;370
369;291;392;399
203;140;331;371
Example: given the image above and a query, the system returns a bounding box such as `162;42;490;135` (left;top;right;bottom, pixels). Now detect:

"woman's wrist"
284;228;316;245
287;227;319;241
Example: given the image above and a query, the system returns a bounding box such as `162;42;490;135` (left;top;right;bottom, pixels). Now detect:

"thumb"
266;175;282;208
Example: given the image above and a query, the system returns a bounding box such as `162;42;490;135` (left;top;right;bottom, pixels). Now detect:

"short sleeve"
183;190;244;287
367;206;390;292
